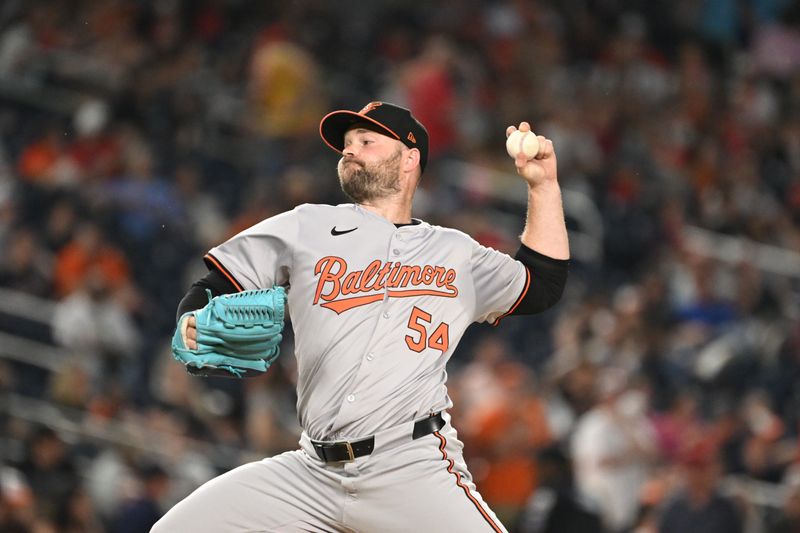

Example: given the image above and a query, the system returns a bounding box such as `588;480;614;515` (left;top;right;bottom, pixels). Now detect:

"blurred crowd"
0;0;799;532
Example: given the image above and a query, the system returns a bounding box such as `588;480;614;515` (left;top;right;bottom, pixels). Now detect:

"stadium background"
1;0;799;531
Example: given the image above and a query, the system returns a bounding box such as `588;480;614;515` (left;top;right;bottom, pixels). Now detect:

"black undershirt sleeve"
176;268;239;322
510;244;569;315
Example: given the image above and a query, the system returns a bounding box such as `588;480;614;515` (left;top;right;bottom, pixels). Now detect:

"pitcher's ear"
404;147;421;171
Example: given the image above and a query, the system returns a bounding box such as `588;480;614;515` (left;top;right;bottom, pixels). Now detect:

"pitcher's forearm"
520;181;570;260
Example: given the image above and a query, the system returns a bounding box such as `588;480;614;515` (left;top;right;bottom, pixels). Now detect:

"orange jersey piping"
434;432;504;533
203;253;244;292
491;265;531;326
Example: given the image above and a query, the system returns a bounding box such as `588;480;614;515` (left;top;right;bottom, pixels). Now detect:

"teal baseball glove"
171;287;286;378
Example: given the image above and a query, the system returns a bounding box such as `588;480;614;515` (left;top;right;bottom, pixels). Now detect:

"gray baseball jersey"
154;202;529;533
205;203;528;441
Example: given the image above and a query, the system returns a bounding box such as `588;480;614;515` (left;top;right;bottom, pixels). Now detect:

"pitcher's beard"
338;150;402;203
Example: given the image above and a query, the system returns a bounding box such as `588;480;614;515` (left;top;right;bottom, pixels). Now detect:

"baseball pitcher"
154;102;569;532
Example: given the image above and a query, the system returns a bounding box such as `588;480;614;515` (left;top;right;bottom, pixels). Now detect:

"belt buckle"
344;441;355;461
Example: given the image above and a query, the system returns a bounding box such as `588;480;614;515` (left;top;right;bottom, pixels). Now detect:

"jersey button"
383;311;390;319
347;394;356;402
366;353;374;361
392;249;400;255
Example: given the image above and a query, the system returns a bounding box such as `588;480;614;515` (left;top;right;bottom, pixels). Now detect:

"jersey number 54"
405;306;449;354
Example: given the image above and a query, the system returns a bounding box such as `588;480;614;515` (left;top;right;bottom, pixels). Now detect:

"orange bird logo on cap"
359;101;382;114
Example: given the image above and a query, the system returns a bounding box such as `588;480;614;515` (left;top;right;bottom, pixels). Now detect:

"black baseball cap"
319;102;429;172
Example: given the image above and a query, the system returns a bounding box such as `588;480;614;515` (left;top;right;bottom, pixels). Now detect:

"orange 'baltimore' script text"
313;256;459;314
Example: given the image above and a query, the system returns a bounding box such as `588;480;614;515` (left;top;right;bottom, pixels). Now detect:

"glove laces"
217;290;275;325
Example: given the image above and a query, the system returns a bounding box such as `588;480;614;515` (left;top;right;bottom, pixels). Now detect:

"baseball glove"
171;287;286;378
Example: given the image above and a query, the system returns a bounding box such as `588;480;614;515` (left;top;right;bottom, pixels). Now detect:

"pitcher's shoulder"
427;223;474;244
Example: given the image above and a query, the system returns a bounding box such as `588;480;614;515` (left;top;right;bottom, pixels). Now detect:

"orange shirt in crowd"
472;393;553;508
17;137;62;183
53;242;130;297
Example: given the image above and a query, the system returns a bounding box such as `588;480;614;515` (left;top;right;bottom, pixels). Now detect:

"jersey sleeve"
470;239;530;325
204;208;298;290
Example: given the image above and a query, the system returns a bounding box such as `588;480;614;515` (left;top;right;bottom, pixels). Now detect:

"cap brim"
319;110;401;154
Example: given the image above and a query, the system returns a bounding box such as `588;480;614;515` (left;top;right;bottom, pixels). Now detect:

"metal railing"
0;286;261;470
0;392;261;469
438;160;800;282
0;286;55;324
438;161;605;264
683;225;800;279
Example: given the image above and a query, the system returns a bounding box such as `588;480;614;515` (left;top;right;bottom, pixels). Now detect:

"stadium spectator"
657;439;743;533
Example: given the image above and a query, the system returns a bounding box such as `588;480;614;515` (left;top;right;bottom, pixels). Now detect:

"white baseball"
505;129;540;160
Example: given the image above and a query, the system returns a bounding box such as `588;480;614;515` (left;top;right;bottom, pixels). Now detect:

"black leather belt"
312;412;445;463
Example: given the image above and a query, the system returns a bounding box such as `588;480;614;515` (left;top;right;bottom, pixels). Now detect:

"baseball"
506;129;540;160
